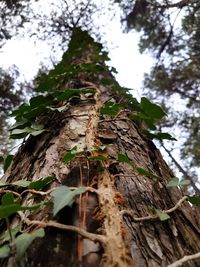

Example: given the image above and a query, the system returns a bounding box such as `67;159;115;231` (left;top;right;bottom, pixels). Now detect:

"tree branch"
160;141;200;194
167;251;200;266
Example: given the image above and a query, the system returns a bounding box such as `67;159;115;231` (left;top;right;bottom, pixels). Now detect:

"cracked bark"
1;30;200;267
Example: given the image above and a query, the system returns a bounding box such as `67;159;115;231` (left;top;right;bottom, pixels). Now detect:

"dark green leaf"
0;245;10;258
187;196;200;205
0;202;44;219
51;186;86;216
63;146;78;164
4;155;13;172
54;89;80;101
14;228;45;261
1;193;15;205
135;167;160;179
0;156;4;163
100;102;121;116
146;132;177;141
29;176;55;190
140;97;166;120
117;153;132;165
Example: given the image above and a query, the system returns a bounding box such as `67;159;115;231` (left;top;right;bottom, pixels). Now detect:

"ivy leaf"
0;182;8;187
14;228;45;261
63;146;78;164
135;167;160;180
54;89;80;101
3;155;13;172
187;196;200;205
0;201;43;219
155;209;170;221
117;153;132;166
140;97;166;120
29;176;55;190
145;132;177;141
166;177;179;188
51;186;86;216
179;179;191;186
0;244;10;258
0;156;4;163
12;180;31;188
100;102;121;116
1;193;15;206
93;145;106;151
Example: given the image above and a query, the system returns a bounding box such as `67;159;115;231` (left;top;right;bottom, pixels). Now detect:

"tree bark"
1;28;200;267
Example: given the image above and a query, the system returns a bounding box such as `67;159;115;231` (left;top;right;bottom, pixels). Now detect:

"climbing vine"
0;28;199;267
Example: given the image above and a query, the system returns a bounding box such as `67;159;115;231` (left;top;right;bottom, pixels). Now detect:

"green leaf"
93;145;106;151
140;97;166;120
0;182;8;187
0;202;43;219
1;193;15;205
63;146;78;164
12;180;31;188
54;89;80;101
0;227;19;243
155;209;170;221
89;155;110;161
4;155;13;172
14;228;45;261
100;102;121;116
135;167;160;180
29;176;55;190
0;156;4;163
51;186;86;216
0;244;10;258
179;179;191;186
0;204;23;218
145;132;177;141
117;153;132;165
166;177;179;188
187;196;200;205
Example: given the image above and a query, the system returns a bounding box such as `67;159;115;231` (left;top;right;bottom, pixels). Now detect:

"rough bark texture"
1;29;200;267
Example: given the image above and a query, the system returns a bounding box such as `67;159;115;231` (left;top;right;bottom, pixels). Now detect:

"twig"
167;251;200;267
18;211;106;245
121;196;187;221
160;141;200;194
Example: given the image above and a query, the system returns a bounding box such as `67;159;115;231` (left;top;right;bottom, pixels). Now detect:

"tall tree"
0;28;200;267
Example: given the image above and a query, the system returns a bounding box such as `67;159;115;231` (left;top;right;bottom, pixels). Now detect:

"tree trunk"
1;28;200;267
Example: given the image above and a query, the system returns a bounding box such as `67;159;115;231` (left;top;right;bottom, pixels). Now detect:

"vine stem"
18;211;106;245
121;196;188;221
167;251;200;267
